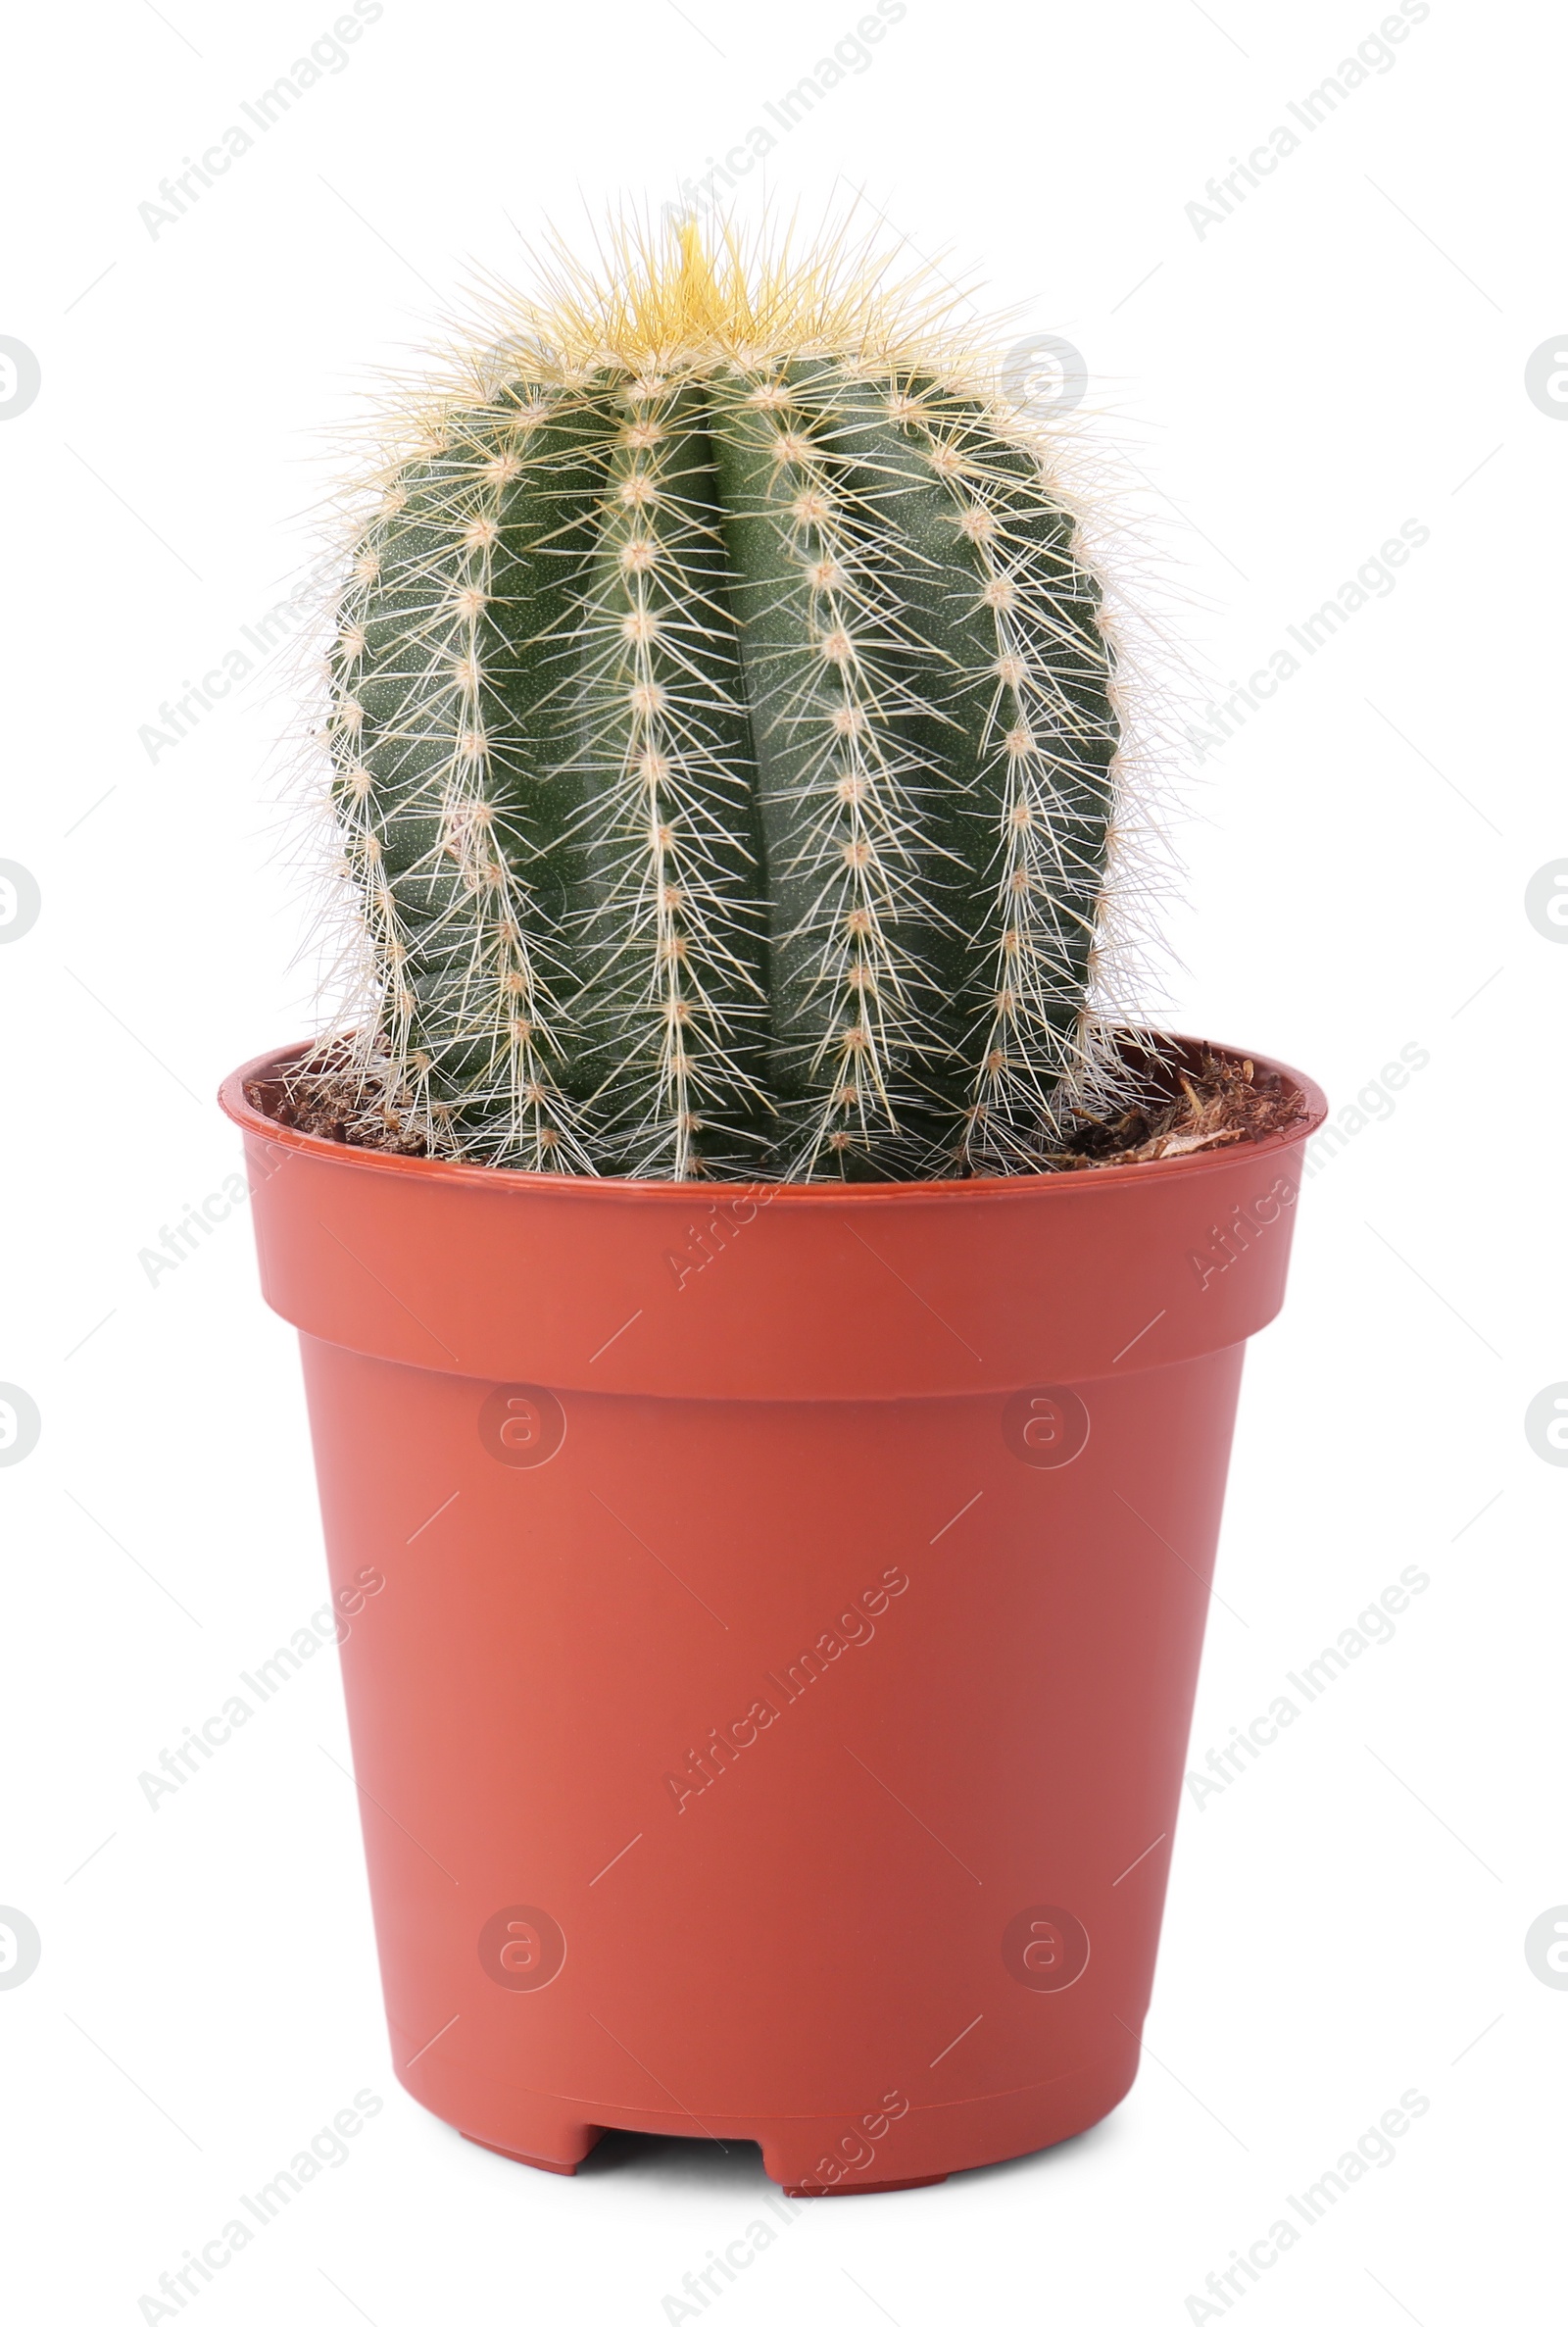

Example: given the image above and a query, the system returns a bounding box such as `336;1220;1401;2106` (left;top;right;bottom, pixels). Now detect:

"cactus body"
328;230;1122;1179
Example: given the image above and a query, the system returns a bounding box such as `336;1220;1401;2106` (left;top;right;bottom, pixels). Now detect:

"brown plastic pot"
220;1035;1323;2194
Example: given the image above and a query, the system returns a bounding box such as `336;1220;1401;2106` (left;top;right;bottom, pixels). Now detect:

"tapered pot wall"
222;1041;1324;2192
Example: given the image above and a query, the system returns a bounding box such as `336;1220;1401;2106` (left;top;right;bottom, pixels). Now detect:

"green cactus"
323;221;1128;1179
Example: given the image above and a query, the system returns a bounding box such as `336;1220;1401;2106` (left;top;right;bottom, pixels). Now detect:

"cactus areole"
325;223;1124;1180
222;217;1324;2196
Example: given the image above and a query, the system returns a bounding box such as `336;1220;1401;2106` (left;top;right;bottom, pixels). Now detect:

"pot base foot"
782;2173;950;2197
419;2043;1141;2195
461;2126;603;2176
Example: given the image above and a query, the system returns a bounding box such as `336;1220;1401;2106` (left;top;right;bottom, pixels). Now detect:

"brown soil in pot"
245;1037;1307;1180
1050;1047;1307;1169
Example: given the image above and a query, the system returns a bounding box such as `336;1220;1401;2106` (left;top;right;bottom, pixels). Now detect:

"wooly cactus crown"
321;218;1136;1180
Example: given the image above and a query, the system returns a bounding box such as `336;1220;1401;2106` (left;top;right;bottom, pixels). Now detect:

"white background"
1;1;1562;2320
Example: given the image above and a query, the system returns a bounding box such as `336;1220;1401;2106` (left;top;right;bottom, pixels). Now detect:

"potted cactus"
222;218;1323;2195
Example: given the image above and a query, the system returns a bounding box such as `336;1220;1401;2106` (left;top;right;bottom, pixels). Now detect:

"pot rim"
220;1035;1328;1208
